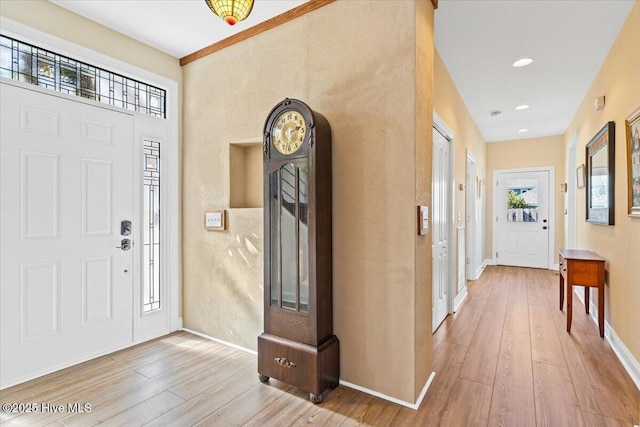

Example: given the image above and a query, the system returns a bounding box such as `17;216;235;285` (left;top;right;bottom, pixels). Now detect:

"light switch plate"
418;206;429;235
204;210;226;231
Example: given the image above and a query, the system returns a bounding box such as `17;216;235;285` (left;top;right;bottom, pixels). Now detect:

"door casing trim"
0;17;182;336
492;166;555;269
432;112;456;330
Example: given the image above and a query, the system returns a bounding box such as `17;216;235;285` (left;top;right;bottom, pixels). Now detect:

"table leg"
598;284;604;338
559;274;564;310
585;287;590;314
566;283;573;333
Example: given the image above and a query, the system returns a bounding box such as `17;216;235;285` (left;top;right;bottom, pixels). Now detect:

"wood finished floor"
1;266;638;426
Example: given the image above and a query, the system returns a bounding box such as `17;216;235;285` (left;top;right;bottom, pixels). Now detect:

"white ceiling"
49;0;308;58
434;0;635;142
49;0;634;143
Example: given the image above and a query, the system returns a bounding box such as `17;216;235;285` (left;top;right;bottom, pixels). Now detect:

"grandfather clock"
258;98;339;404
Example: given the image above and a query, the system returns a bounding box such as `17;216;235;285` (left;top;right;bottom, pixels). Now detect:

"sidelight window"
143;140;161;312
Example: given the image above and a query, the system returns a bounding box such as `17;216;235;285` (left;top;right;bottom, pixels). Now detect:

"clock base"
257;333;339;401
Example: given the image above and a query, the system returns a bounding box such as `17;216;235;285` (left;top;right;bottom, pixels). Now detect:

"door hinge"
496;216;498;222
496;181;499;187
466;257;470;265
496;251;498;258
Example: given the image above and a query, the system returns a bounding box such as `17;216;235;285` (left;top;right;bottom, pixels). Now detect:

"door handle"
542;226;548;230
116;238;132;251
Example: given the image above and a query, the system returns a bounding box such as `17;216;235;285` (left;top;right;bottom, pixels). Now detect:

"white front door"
1;82;134;387
495;169;550;269
433;127;450;331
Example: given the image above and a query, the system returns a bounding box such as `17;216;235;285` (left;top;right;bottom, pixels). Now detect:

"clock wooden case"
258;98;339;404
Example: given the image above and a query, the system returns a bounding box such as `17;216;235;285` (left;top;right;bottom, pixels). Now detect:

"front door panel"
496;170;550;269
1;83;134;387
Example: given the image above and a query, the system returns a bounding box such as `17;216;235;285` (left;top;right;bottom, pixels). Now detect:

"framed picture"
204;210;226;231
585;122;615;225
625;106;640;217
576;164;585;189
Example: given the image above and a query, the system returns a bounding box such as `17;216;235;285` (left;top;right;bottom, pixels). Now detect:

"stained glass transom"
0;35;166;118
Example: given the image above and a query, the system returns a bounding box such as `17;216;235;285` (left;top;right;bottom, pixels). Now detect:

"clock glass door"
269;162;309;313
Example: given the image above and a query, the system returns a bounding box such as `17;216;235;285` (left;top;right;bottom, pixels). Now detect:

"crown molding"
180;0;335;66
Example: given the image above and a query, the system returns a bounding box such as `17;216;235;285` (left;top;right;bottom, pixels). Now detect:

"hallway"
398;265;640;426
0;267;638;426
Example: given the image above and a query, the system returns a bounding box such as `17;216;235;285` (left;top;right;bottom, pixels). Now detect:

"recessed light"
513;57;533;68
515;104;530;110
518;128;529;133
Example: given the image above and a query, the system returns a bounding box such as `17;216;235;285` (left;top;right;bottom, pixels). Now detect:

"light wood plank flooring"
1;266;638;426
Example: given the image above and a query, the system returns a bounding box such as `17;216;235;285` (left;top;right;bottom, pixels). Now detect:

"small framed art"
625;106;640;217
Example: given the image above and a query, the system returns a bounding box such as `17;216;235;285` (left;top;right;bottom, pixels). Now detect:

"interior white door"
1;82;134;387
496;170;550;269
432;128;450;331
465;152;476;280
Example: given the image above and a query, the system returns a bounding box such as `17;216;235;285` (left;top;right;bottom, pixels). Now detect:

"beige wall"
182;1;434;403
485;135;566;264
433;50;487;288
564;1;640;362
414;0;435;398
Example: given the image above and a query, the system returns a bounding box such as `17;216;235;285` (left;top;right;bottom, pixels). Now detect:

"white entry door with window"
0;83;137;387
495;169;551;269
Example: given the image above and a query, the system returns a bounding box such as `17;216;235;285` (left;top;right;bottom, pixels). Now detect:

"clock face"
272;110;306;155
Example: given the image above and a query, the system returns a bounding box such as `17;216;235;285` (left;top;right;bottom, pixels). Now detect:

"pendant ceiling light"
205;0;254;26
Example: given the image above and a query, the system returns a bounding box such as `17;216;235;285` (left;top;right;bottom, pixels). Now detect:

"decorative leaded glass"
143;140;161;312
0;35;166;118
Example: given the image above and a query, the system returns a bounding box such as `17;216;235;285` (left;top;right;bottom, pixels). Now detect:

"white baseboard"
484;258;496;267
172;316;183;332
182;329;437;410
472;259;492;280
181;327;257;356
474;262;485;280
340;371;436;410
454;287;468;312
551;263;559;271
606;323;640;392
573;289;640;391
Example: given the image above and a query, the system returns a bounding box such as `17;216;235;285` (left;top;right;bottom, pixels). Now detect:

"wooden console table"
558;249;606;337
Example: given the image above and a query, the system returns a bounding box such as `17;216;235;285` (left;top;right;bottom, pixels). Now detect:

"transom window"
0;35;166;118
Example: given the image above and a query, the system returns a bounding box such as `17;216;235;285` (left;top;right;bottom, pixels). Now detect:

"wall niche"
229;140;263;208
